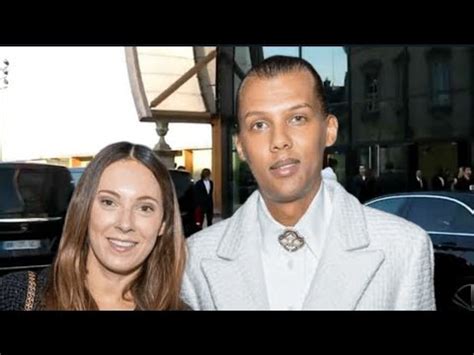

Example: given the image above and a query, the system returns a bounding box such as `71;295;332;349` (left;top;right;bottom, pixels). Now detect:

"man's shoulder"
186;217;233;254
363;205;431;247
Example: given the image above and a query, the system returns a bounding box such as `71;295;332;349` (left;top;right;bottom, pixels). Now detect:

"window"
367;197;409;217
451;205;474;234
0;165;73;218
366;73;379;113
394;49;408;113
406;197;458;232
360;59;382;117
426;48;452;110
431;60;451;107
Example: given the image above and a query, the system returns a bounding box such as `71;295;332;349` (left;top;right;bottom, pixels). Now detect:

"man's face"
235;69;338;205
359;166;366;176
416;170;422;178
465;167;472;178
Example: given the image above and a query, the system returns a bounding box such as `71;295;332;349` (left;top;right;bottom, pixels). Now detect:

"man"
454;165;473;192
351;165;370;203
431;167;447;191
410;169;428;192
182;56;435;310
194;168;214;227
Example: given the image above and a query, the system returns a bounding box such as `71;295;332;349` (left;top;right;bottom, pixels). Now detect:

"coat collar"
202;180;385;310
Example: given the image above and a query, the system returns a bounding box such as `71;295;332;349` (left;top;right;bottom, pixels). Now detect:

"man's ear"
233;134;246;161
325;115;339;148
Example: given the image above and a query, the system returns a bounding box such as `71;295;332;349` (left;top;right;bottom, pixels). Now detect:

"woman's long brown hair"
42;142;186;310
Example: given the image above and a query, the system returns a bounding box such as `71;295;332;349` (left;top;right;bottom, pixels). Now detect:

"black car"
365;192;474;311
69;167;86;187
0;163;74;274
69;167;199;238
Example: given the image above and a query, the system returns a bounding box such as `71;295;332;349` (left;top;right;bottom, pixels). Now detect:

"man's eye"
290;115;307;124
251;121;268;130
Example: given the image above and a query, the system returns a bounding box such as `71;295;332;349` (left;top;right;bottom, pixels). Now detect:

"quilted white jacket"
181;179;436;310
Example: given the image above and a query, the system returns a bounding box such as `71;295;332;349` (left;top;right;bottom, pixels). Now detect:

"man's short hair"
201;168;211;179
235;55;329;133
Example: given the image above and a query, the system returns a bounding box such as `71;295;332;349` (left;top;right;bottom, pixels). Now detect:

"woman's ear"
158;221;167;237
325;115;339;147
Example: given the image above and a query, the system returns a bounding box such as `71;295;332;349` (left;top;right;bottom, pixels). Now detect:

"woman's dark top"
0;267;191;310
0;267;50;310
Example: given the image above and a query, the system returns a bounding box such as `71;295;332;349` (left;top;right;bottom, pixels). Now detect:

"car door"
0;164;73;274
404;196;468;251
404;196;474;310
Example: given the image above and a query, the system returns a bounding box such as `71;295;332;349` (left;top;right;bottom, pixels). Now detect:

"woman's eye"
140;205;155;213
100;198;115;207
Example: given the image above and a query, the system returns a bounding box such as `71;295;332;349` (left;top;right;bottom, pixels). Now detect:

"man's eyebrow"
243;110;267;120
243;103;314;120
286;103;314;111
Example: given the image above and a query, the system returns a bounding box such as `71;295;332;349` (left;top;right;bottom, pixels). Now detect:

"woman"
0;142;187;310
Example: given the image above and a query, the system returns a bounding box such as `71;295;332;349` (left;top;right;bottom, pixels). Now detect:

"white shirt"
438;176;445;187
321;167;337;181
257;180;332;310
203;179;211;194
416;177;423;189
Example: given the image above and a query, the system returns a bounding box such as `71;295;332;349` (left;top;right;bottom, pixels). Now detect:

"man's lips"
270;158;300;170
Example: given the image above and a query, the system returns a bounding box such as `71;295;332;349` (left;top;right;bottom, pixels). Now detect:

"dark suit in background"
195;173;214;227
410;176;428;191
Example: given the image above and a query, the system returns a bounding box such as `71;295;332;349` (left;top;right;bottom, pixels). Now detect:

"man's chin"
262;189;308;204
261;180;321;204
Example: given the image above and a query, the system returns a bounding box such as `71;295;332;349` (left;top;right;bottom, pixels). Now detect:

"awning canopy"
126;46;217;123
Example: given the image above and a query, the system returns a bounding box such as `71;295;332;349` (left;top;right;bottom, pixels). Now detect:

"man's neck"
262;182;320;227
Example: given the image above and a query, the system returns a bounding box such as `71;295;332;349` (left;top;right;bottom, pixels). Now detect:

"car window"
451;204;474;234
0;166;73;218
406;197;460;232
0;168;23;214
70;170;84;186
367;197;409;217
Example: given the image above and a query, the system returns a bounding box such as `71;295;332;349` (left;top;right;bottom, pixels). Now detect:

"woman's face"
87;159;165;277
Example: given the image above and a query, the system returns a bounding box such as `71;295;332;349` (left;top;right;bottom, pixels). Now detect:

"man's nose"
270;124;293;152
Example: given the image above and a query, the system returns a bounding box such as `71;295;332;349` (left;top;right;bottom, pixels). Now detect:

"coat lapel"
302;245;384;310
199;181;385;310
303;181;385;310
201;192;270;310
